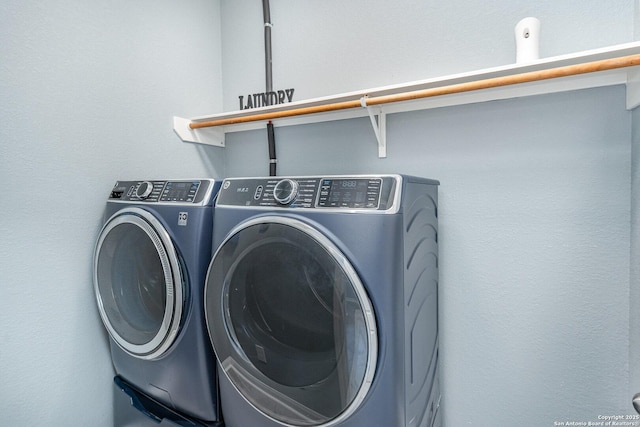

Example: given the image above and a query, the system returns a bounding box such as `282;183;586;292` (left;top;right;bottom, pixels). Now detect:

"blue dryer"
94;179;223;426
204;175;441;427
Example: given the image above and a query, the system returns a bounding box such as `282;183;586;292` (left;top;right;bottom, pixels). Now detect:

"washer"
94;179;223;425
205;175;440;427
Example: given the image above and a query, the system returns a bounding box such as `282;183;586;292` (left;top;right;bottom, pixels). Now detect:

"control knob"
135;181;154;199
273;179;298;205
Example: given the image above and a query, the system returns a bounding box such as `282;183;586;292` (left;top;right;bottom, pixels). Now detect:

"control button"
135;181;153;199
254;185;264;200
273;179;299;205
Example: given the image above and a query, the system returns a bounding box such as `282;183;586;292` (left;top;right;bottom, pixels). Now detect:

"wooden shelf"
174;41;640;157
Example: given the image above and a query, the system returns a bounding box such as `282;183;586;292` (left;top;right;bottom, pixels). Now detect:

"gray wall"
0;1;224;425
224;87;632;426
1;1;638;426
221;0;634;110
218;1;637;425
632;102;640;409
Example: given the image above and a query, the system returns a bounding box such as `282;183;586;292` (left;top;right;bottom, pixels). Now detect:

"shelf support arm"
627;68;640;109
361;97;387;158
173;116;225;147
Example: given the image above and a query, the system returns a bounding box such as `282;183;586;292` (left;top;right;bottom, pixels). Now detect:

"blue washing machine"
204;175;441;427
94;179;223;426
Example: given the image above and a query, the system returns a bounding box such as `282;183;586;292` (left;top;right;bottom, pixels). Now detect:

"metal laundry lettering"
238;88;295;110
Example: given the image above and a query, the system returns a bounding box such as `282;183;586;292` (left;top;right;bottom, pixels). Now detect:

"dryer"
94;179;223;425
204;175;440;427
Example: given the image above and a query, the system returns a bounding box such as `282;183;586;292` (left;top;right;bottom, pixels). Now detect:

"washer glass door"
205;216;377;426
94;207;183;360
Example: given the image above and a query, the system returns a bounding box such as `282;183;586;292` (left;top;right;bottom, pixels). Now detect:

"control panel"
108;180;212;205
217;176;399;211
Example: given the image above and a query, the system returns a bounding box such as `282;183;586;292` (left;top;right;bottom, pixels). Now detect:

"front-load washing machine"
204;175;440;427
94;179;223;426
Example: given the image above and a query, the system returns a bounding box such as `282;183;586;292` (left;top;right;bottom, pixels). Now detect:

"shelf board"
174;41;640;156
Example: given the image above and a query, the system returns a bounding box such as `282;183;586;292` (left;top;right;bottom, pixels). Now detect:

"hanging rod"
189;53;640;130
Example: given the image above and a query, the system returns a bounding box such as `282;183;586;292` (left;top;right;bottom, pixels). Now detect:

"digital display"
341;180;358;188
166;182;189;199
317;178;381;208
161;181;200;202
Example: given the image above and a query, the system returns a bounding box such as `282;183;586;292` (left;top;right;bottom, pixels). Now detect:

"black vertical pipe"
262;0;273;95
262;0;277;176
267;121;276;176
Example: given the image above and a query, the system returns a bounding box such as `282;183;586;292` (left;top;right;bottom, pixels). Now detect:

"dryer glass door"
94;208;183;360
206;216;377;427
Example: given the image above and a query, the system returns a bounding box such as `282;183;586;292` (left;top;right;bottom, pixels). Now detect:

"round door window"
205;216;377;426
94;208;183;360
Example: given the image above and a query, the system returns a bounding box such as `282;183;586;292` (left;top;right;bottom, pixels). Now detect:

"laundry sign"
238;88;295;110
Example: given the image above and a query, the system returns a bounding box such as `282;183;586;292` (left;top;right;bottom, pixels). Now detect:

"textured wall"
632;5;640;402
218;2;637;424
631;102;640;409
0;1;224;425
1;1;636;425
220;0;634;111
223;85;632;426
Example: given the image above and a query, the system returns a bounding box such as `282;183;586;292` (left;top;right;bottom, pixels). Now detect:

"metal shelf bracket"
361;97;387;158
627;68;640;109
